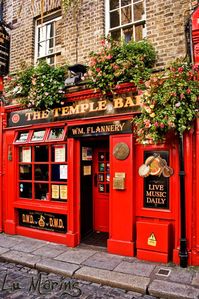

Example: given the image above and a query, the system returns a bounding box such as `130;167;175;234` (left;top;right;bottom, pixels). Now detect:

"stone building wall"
3;0;194;73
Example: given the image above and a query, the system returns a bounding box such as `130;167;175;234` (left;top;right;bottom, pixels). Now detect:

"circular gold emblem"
113;142;130;160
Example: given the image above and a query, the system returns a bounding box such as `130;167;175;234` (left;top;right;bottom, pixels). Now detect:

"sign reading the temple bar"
68;120;132;137
0;25;10;75
7;95;140;127
18;210;67;233
142;151;171;209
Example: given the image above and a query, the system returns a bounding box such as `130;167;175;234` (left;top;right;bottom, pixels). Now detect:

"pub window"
47;127;65;141
31;130;46;142
17;128;67;202
105;0;146;42
15;132;29;144
35;12;62;66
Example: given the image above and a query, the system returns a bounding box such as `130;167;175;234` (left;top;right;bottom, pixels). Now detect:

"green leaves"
133;61;199;144
88;38;156;94
6;61;67;110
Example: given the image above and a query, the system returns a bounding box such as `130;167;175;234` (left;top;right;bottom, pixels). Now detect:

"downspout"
178;134;188;267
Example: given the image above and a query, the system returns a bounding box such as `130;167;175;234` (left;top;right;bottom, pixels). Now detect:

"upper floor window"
35;12;62;66
105;0;146;42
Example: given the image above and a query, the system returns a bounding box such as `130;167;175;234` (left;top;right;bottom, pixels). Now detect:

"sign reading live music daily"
18;209;67;233
7;95;140;127
144;151;170;209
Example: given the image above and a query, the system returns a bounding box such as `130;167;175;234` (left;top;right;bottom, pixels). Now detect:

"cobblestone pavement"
0;261;159;299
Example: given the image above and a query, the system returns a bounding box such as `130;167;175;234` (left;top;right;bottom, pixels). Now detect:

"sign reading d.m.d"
0;24;10;76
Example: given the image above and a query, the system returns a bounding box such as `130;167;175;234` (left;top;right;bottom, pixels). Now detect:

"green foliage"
88;38;156;94
4;61;67;110
133;60;199;144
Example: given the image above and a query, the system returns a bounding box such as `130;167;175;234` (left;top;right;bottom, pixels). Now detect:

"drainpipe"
178;134;188;268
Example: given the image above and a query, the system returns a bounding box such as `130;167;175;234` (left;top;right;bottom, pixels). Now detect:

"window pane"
111;29;121;41
134;2;144;21
47;38;54;54
46;56;55;66
34;183;48;200
51;145;66;162
123;26;133;42
110;10;120;28
38;42;46;57
31;130;45;141
51;164;67;182
19;165;32;180
34;145;48;162
48;128;64;140
121;0;131;6
19;183;32;199
135;23;144;41
110;0;119;10
38;26;46;42
19;147;31;162
46;23;54;39
121;6;132;25
16;132;29;143
35;164;49;181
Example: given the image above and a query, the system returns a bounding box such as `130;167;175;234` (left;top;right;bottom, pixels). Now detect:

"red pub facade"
0;0;198;267
0;82;198;266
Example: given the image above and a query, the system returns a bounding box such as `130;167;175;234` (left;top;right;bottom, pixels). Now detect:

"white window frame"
105;0;146;41
35;13;62;66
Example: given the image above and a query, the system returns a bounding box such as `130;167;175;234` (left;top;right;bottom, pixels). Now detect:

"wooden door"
93;148;109;232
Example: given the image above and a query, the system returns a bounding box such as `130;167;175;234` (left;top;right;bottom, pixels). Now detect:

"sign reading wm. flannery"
8;95;140;127
68;120;132;137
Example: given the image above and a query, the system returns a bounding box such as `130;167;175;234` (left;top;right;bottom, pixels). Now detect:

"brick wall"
3;0;194;73
146;0;192;68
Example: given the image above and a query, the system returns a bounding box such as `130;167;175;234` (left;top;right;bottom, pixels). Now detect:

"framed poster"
55;145;66;162
60;185;67;200
51;184;59;199
22;147;31;162
60;165;68;179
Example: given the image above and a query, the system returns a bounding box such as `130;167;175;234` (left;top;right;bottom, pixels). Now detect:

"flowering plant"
88;38;156;94
133;61;199;144
4;61;67;110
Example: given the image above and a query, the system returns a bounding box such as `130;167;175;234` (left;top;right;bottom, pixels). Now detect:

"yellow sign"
147;233;157;247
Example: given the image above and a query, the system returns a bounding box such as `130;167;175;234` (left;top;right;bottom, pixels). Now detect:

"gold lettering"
33;111;41;120
41;110;50;119
124;97;134;107
53;108;61;117
58;219;64;228
98;100;107;111
113;97;124;108
25;112;33;121
80;103;89;113
69;105;80;114
61;106;70;115
89;102;99;112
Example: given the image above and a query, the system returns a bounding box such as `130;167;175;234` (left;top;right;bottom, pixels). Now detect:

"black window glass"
34;146;48;162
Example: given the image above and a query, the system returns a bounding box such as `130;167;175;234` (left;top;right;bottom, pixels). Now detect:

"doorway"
80;139;109;247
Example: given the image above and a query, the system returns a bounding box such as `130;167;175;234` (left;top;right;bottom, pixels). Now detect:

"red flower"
178;67;184;73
